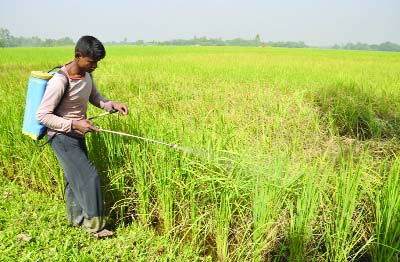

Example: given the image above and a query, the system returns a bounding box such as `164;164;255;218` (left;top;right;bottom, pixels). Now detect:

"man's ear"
75;51;82;59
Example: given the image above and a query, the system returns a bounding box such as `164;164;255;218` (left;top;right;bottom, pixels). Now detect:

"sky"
0;0;399;46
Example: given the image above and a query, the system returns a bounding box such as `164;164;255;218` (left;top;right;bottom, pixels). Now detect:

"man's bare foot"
93;229;114;239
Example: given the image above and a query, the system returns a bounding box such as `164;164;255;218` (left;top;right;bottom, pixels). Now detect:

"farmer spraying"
36;36;128;238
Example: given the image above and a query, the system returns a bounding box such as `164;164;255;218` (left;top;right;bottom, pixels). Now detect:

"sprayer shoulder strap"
34;68;69;147
57;69;70;94
53;69;70;114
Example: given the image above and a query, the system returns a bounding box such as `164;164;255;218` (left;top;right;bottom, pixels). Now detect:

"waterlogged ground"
0;177;208;261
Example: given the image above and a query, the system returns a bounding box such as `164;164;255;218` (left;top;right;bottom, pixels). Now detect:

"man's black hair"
75;36;106;60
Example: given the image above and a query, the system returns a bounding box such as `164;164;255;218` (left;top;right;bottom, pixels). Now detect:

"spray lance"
88;109;120;120
90;109;179;150
98;128;178;149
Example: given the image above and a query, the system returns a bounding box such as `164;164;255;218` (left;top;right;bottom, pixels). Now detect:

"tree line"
106;35;308;48
332;42;400;52
1;28;399;52
0;28;74;47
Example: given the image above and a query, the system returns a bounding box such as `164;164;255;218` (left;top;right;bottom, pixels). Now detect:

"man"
37;35;128;238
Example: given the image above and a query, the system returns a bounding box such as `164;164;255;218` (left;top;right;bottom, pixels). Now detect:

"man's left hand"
111;102;129;116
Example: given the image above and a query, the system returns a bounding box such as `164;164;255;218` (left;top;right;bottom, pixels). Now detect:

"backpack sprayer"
21;66;180;150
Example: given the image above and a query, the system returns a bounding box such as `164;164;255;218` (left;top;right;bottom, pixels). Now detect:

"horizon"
1;0;399;47
2;31;399;48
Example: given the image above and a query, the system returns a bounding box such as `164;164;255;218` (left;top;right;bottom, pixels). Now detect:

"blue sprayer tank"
22;71;53;140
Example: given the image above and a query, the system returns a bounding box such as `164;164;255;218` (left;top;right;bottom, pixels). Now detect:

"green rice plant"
176;157;226;256
323;149;371;261
215;187;233;262
288;166;321;261
311;81;400;139
374;157;400;261
252;174;274;261
251;155;289;262
155;150;176;235
132;148;152;226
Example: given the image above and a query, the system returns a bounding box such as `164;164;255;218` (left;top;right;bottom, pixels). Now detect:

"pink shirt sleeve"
89;81;113;111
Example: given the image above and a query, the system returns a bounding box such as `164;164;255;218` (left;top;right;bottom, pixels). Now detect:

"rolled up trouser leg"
50;134;105;233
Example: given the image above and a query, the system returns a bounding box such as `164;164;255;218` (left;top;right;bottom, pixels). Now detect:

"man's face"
77;55;100;73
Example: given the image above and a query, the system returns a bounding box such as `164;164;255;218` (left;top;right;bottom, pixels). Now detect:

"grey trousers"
50;134;105;233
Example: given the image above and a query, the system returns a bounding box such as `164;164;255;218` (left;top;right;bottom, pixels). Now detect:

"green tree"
254;34;261;45
0;28;11;47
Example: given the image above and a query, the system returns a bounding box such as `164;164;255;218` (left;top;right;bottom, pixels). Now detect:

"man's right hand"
71;119;99;135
